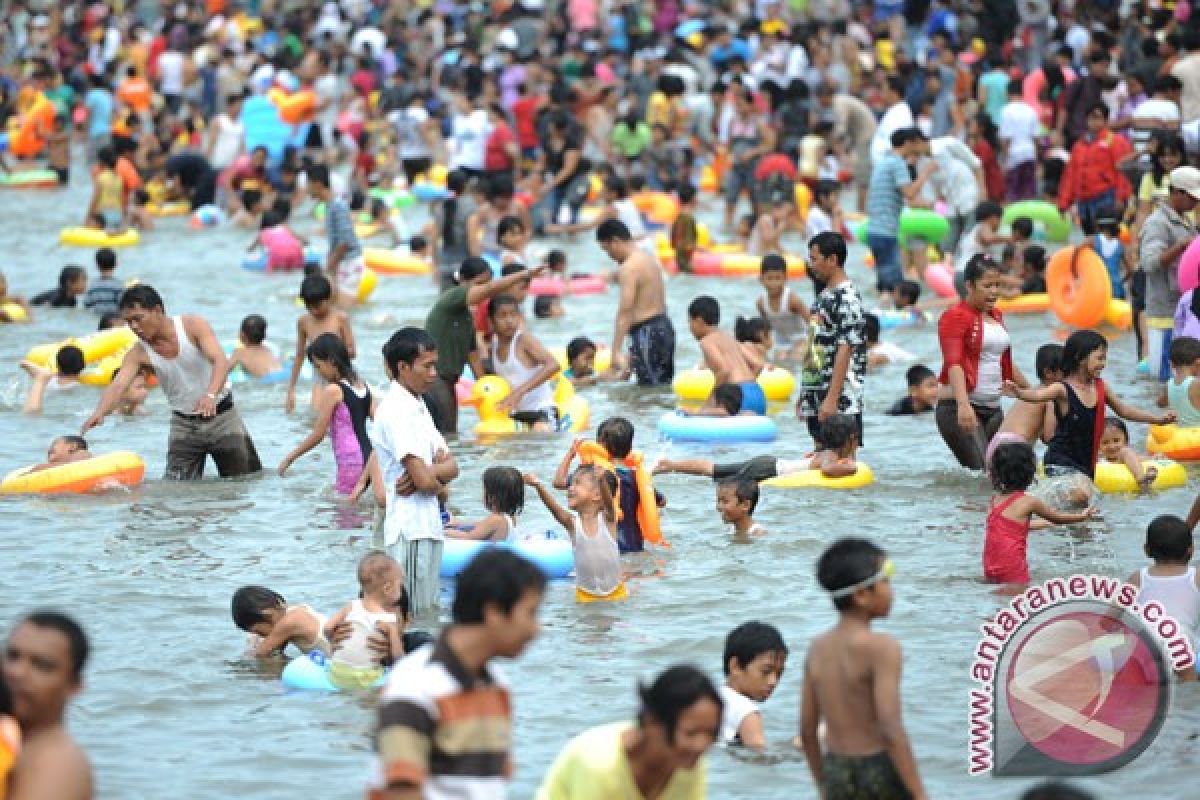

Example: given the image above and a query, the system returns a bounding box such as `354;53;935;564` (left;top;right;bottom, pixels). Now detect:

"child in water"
564;336;598;388
324;552;407;689
800;537;926;800
446;466;525;542
735;316;772;377
1127;515;1200;681
720;621;788;750
21;345;85;413
717;479;767;536
1167;337;1200;427
985;344;1064;470
756;254;809;361
689;295;766;414
226;315;284;380
670;184;699;273
886;365;939;416
985;442;1099;587
526;466;627;602
278;333;374;495
249;209;307;273
30;435;92;472
286;274;356;413
231;585;331;658
1099;419;1159;491
488;294;561;430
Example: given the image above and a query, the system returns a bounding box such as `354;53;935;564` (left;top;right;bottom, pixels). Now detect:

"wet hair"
567;337;596;362
975;201;1003;223
300;273;333;307
1061;330;1107;376
814;179;841;206
863;313;880;345
820;414;857;451
817;537;887;611
483;466;525;516
1169;336;1200;367
307;332;357;382
895;280;921;306
260;208;283;229
533;295;558;318
718;478;760;513
1010;217;1033;239
1146;515;1193;562
95;247;116;271
545;250;567;269
410;235;428;252
1024;245;1047;273
597;416;635;458
457;256;493;284
18;611;90;680
723;621;788;676
57;435;88;453
452;548;546;624
1020;781;1097;800
97;312;121;330
0;666;9;716
358;551;400;589
231;586;286;632
240;314;267;345
383;327;438;373
808;231;847;265
59;265;86;293
688;295;720;326
56;345;85;376
963;253;1000;285
596;218;632;243
990;442;1037;493
906;364;935;387
603;174;629;198
497;215;525;240
119;284;163;312
1035;343;1064;381
571;463;618;524
1103;417;1129;444
735;316;770;343
1087;100;1110;119
636;664;723;743
487;293;520;319
712;383;743;415
760;253;787;275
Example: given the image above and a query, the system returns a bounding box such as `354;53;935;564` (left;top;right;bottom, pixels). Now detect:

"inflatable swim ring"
1104;298;1132;330
440;531;575;579
363;249;431;276
672;367;795;404
874;309;931;329
465;375;590;435
0;169;58;189
924;261;957;299
1047;246;1111;329
240;94;309;166
26;327;137;369
690;252;806;278
657;411;777;443
281;652;382;692
549;345;613;375
356;268;378;304
412;183;450;202
528;275;607;296
0;451;145;494
241;246;321;273
763;463;876;490
996;293;1050;314
2;302;28;323
368;187;416;210
1094;460;1187;494
145;201;190;216
632;191;680;225
190;205;226;228
59;227;140;248
1003;200;1070;243
271;88;316;124
898;209;950;243
1148;425;1200;461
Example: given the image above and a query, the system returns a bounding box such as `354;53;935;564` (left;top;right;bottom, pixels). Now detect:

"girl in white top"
1128;515;1200;678
525;467;627;602
446;466;524;542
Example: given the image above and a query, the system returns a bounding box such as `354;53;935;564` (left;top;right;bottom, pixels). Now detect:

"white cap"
1170;166;1200;199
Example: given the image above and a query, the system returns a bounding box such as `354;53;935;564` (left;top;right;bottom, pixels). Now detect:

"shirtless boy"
985;344;1063;472
285;274;355;413
688;295;767;414
597;219;675;386
227;314;283;379
799;537;926;800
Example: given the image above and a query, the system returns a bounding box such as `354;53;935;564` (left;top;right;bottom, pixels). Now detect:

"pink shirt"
260;225;304;272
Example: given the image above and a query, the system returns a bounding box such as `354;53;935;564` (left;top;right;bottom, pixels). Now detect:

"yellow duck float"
464;375;590;436
1147;425;1200;462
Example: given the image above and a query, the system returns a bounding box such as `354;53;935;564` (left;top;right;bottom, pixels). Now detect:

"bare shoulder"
13;730;93;799
863;629;902;661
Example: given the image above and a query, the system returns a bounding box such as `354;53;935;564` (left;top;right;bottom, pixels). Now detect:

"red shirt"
350;69;376;98
512;96;541;150
1057;129;1132;211
484;122;516;171
937;302;1014;392
972;139;1005;203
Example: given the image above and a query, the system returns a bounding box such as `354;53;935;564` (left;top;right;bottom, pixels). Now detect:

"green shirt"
612;122;652;159
45;85;76;118
424;285;474;381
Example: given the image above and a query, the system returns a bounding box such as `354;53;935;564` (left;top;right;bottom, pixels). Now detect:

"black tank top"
1044;381;1096;477
339;381;373;461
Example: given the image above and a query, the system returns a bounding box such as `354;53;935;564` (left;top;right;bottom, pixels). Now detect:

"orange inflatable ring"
995;293;1050;314
1047;246;1111;329
9;94;54;158
272;89;316;124
632;191;679;225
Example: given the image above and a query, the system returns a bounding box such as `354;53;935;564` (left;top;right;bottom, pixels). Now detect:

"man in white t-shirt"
449;95;492;176
1131;75;1183;152
372;328;460;616
870;74;914;166
998;78;1041;201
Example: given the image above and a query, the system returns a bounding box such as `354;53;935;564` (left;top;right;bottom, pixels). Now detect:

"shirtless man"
3;611;93;800
799;538;926;800
597;219;675;386
984;344;1064;472
82;284;262;480
686;295;767;414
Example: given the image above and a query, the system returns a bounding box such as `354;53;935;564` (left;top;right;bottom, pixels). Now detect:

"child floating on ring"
446;466;525;542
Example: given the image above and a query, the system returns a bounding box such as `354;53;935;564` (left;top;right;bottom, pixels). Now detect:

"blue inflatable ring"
657;411;778;443
281;652;386;692
440;531;574;579
241;246;322;272
412;184;450;202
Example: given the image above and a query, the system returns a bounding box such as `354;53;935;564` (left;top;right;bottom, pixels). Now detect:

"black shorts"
402;157;433;185
52;166;68;185
304;124;325;150
510;408;560;429
628;313;676;387
1132;268;1146;313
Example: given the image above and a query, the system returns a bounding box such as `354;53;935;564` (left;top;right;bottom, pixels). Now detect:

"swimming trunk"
328;660;385;690
337;253;365;300
510;407;560;429
575;582;629;603
822;751;913;800
739;381;767;414
628;313;676;387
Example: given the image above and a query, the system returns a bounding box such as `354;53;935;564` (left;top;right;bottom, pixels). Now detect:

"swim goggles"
828;559;895;598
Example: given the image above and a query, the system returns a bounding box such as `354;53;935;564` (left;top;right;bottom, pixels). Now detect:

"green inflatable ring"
369;187;417;210
853;218;869;244
897;209;950;243
1003;200;1070;243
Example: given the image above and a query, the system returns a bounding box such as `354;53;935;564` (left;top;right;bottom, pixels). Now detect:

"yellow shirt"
95;168;125;211
536;722;706;800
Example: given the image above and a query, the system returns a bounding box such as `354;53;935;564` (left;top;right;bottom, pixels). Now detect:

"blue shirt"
84;88;113;139
866;153;912;237
710;39;752;69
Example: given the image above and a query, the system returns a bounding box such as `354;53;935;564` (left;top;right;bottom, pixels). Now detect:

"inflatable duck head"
464;375;521;436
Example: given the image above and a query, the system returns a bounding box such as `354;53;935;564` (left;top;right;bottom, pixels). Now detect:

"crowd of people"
6;0;1200;797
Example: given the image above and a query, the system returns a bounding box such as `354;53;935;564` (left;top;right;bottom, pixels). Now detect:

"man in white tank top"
82;285;261;479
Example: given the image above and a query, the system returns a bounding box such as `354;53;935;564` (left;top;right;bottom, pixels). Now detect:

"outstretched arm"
524;473;575;533
1107;390;1175;426
552;438;582;489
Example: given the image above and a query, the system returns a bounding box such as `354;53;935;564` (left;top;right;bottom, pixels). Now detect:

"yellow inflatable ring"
26;327;137;368
549;345;613;375
764;463;876;490
2;302;28;322
364;249;432;276
78;352;127;386
995;293;1049;314
59;227;140;248
673;367;797;403
1093;460;1187;494
354;222;383;239
1047;246;1111;328
145;201;190;217
0;451;145;494
356;268;378;304
1147;425;1200;461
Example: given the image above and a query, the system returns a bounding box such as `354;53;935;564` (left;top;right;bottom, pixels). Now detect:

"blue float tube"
874;309;929;330
412;183;450;202
657;411;778;443
440;531;575;579
241;246;321;272
192;204;226;227
241;94;310;166
281;651;386;692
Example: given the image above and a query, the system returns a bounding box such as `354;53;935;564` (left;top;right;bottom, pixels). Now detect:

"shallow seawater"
2;175;1198;799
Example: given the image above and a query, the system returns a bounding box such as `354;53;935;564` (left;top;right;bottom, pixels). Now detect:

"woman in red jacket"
936;254;1030;470
1057;102;1133;230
